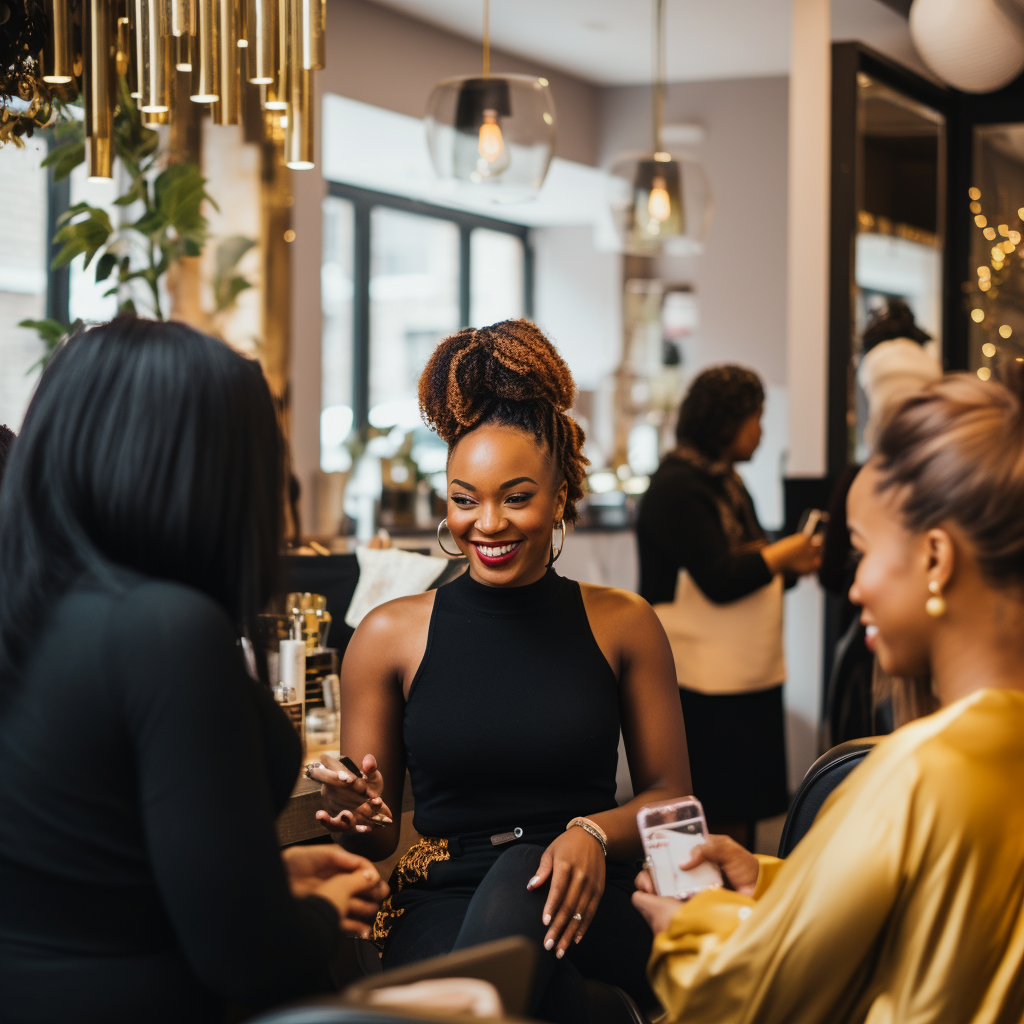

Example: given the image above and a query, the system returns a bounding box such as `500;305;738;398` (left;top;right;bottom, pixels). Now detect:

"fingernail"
364;869;375;880
556;948;564;959
527;876;540;889
544;938;554;951
575;934;582;944
356;825;369;832
338;773;352;783
543;914;551;926
363;930;371;940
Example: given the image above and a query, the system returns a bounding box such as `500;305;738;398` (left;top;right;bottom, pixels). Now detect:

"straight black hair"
0;316;283;690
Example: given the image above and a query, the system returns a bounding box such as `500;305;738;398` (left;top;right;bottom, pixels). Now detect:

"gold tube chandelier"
51;0;326;178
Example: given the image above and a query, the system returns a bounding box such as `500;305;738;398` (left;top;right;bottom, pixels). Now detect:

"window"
321;196;354;472
0;138;49;431
470;228;524;328
369;207;459;430
320;183;531;474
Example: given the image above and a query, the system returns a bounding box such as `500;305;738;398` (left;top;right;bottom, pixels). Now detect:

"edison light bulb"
478;109;504;164
648;176;672;222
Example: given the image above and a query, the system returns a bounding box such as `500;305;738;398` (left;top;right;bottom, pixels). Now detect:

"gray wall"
600;76;790;390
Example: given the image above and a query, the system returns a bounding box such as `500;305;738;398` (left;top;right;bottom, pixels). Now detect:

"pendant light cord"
482;0;490;78
652;0;665;153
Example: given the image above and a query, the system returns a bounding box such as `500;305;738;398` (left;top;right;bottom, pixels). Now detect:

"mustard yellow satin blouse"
649;689;1024;1024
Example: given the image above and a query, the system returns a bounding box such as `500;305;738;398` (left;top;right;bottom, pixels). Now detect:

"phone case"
637;797;723;900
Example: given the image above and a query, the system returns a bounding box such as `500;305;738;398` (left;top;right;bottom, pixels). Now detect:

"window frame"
325;181;533;433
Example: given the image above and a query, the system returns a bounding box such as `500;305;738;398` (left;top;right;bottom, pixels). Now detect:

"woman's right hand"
307;753;394;833
762;532;822;576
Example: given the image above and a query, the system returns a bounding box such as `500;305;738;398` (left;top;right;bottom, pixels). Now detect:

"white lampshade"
909;0;1024;94
607;152;713;258
425;73;556;203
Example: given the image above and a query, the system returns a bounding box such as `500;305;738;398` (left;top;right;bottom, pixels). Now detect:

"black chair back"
248;1009;426;1024
778;738;879;857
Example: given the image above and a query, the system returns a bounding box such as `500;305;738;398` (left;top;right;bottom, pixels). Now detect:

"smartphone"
797;507;830;537
637;797;723;900
339;755;366;780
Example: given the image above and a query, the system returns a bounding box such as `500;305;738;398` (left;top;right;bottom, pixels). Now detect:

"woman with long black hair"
0;317;386;1024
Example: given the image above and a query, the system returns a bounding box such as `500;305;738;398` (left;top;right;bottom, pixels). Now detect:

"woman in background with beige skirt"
637;366;820;847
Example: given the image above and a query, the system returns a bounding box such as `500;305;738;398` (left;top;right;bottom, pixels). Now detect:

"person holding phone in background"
637;366;821;848
630;371;1024;1024
306;320;691;1024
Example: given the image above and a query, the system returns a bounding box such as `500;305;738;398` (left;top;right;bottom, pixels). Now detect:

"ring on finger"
304;762;322;779
572;912;583;921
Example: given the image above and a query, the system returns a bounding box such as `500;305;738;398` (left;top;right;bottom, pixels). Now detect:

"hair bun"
419;319;575;441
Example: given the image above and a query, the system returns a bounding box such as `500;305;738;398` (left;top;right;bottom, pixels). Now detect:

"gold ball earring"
925;580;947;618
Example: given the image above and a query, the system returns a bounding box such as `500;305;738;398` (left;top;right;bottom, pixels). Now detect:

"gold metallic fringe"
372;837;450;951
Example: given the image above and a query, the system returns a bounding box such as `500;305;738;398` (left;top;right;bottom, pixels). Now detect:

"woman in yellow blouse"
632;371;1024;1024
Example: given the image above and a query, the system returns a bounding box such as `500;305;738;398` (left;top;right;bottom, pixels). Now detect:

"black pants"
383;843;655;1024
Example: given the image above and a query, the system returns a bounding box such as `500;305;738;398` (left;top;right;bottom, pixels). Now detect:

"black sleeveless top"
404;569;621;837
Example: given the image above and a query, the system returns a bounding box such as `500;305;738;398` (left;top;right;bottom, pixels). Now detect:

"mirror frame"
828;42;954;478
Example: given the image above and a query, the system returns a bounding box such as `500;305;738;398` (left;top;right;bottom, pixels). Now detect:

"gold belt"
372;836;450;951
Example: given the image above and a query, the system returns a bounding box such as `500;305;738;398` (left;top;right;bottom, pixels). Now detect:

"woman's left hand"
281;845;389;938
527;827;606;957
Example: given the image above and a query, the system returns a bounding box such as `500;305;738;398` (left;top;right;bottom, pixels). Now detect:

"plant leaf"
18;317;68;346
41;136;85;181
118;296;137;316
113;177;148;207
95;251;118;282
51;205;114;269
215;274;253;313
215;235;257;277
153;162;213;247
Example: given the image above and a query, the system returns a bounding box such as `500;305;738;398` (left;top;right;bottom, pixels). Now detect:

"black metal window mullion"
352;200;372;434
45;130;70;324
459;224;471;329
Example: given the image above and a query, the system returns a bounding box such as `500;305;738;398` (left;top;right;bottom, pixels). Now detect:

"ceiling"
367;0;926;86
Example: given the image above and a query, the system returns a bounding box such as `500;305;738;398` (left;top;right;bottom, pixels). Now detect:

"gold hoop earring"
549;519;566;565
436;518;461;557
926;580;947;618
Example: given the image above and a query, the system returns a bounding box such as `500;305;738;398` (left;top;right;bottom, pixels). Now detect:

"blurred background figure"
858;298;942;451
637;366;821;849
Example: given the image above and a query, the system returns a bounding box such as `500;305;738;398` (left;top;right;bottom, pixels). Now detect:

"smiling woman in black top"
0;318;387;1024
307;320;691;1024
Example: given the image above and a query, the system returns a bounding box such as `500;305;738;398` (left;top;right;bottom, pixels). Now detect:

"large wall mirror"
829;44;951;476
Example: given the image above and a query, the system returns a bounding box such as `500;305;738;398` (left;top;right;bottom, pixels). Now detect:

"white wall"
532;225;621;392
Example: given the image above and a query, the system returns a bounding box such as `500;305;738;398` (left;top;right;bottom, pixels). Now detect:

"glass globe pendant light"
425;0;556;202
608;0;712;256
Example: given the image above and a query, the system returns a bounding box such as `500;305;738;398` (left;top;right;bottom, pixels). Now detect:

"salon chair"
777;738;880;858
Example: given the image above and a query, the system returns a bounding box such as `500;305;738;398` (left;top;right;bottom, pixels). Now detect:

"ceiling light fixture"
607;0;712;257
424;0;556;202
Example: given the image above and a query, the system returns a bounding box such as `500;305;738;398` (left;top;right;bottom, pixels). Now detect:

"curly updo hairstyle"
675;364;765;460
418;319;589;524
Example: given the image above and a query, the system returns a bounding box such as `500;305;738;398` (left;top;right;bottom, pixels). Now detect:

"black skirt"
679;684;790;825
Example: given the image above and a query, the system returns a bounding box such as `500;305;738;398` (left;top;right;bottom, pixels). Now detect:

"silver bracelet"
567;816;608;857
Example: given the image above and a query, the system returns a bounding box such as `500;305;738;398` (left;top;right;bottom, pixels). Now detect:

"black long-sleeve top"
637;457;773;606
0;567;340;1024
